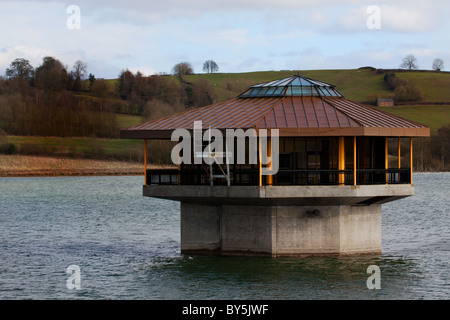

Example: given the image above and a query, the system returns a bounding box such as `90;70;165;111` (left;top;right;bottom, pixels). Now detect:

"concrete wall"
180;202;382;257
180;202;221;253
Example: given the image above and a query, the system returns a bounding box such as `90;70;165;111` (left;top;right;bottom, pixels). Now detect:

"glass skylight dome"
238;74;343;98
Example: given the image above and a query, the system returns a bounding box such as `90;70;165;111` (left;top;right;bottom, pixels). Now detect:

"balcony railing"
146;168;411;186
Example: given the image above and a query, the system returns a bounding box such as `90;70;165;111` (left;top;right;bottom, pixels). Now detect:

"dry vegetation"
0;154;171;177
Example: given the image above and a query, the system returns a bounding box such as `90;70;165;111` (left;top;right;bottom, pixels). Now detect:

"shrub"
394;83;423;102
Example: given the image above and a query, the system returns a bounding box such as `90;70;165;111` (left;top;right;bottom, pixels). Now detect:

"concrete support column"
180;202;222;254
180;202;382;257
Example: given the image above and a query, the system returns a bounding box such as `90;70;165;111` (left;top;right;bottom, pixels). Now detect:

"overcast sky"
1;0;449;79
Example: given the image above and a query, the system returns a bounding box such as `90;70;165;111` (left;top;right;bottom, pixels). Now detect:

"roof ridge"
321;97;365;127
253;97;285;128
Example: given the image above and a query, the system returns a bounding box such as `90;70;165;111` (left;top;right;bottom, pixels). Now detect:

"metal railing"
146;168;411;186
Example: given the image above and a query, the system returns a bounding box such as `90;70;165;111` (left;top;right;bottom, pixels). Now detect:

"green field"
116;113;143;129
7;135;142;159
379;105;450;134
395;72;450;102
185;68;396;102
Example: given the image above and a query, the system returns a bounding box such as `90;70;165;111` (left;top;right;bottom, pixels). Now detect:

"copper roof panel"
121;76;429;139
323;97;427;128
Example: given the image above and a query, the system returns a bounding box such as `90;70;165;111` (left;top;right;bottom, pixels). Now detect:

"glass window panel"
308;154;320;170
284;139;294;152
299;78;313;86
307;139;322;152
291;87;303;95
249;88;261;97
291;78;302;86
273;87;285;96
239;90;250;97
265;87;276;96
257;87;269;96
301;87;314;95
317;87;327;96
322;87;330;96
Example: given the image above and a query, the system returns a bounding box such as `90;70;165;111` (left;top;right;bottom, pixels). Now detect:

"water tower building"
120;75;430;257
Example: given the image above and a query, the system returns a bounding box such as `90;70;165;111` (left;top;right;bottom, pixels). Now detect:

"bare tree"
203;60;219;74
68;60;88;92
432;58;445;72
400;54;418;70
172;62;194;79
71;60;88;80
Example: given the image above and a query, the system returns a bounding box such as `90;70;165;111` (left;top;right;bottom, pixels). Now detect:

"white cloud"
1;0;450;77
0;46;55;72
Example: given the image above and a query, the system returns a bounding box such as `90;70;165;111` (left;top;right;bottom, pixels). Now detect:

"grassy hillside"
395;71;450;102
3;68;450;167
184;68;394;103
378;105;450;134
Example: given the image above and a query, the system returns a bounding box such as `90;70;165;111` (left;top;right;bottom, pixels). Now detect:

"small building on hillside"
377;98;394;107
120;74;430;257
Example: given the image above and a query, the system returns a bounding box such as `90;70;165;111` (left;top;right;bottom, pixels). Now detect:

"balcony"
146;168;411;186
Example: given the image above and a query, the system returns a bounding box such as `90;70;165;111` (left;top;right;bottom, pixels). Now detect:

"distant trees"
432;58;445;72
117;69;136;100
400;54;418;70
68;60;88;92
35;56;68;92
5;58;34;82
203;60;219;74
172;62;194;80
383;72;423;103
1;56;117;138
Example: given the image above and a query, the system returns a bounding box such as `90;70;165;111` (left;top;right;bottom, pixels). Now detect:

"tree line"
0;57;117;138
0;57;221;139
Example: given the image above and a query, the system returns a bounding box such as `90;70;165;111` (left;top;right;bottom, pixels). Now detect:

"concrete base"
180;202;382;257
145;185;412;257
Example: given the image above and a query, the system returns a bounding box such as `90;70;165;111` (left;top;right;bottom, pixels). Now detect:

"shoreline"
0;154;172;178
0;154;447;178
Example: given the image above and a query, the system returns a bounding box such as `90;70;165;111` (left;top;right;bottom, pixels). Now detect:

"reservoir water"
0;173;449;300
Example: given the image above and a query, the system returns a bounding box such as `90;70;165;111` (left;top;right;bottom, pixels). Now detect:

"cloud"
0;46;54;72
1;0;450;78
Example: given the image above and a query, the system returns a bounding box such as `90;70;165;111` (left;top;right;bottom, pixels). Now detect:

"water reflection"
136;253;424;299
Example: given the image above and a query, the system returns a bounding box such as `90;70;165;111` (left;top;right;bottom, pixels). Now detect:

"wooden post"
353;136;357;186
267;136;273;186
258;138;262;187
385;137;388;184
410;137;413;185
398;137;401;169
144;139;147;185
339;137;345;185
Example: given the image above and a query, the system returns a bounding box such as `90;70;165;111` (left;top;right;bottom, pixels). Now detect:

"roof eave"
120;126;430;140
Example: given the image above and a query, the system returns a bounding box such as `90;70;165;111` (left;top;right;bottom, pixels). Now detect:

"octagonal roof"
120;74;430;139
